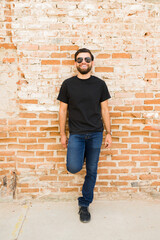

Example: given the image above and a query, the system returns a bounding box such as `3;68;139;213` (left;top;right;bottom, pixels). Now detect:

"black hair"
74;48;94;61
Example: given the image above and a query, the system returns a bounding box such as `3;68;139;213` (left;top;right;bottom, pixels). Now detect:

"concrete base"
0;200;160;240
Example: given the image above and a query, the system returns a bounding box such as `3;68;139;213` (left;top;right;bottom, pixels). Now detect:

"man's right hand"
60;134;68;148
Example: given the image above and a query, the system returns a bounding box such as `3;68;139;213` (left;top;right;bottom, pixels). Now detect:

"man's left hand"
104;134;112;148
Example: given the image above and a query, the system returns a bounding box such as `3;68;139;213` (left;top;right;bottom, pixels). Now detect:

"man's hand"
60;134;68;148
104;134;112;148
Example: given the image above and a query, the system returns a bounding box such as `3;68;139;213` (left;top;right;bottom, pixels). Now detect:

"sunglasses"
76;57;92;63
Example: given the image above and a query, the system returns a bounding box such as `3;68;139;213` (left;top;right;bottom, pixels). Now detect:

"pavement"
0;199;160;240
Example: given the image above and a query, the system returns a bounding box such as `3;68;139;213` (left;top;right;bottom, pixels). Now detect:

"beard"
76;65;92;75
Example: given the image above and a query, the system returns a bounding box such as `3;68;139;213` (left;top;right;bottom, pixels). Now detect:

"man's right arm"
59;101;68;148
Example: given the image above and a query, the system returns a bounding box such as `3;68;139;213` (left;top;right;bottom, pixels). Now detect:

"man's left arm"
101;100;112;148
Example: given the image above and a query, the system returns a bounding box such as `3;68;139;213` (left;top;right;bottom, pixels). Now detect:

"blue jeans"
67;132;103;207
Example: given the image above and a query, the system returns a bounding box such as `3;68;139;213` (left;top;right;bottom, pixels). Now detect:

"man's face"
75;52;93;75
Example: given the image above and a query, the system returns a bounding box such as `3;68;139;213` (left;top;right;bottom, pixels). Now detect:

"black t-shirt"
57;75;111;134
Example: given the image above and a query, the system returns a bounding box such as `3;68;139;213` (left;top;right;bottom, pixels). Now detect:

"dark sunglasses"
76;57;92;63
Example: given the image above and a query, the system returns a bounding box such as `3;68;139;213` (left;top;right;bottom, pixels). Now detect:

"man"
57;48;112;223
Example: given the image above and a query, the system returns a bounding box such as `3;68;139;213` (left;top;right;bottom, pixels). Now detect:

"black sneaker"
78;206;91;223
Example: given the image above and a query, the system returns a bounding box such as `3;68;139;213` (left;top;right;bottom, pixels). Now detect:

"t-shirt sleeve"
100;81;111;102
57;81;69;104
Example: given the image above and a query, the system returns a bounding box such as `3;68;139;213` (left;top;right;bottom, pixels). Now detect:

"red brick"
9;132;27;137
112;119;130;124
19;113;36;118
3;58;15;63
111;169;129;174
155;93;160;98
40;127;58;131
131;131;149;136
0;119;7;125
131;168;149;173
21;188;39;193
151;182;160;186
95;67;114;72
36;151;53;156
18;127;37;131
19;44;38;51
112;156;129;160
98;162;116;167
60;188;79;192
0;138;17;143
112;132;128;137
144;99;160;104
41;60;60;65
114;106;132;111
62;60;74;65
96;54;110;58
132;156;149;161
125;113;141;118
47;144;63;150
131;144;149;149
8;144;25;149
118;162;136;167
0;151;15;156
51;53;68;58
39;113;58;119
135;93;153;98
0;43;16;49
18;163;35;169
96;181;109;186
0;170;10;175
39;45;58;51
110;181;128;186
139;174;158;180
100;187;118;192
46;157;64;162
119;176;137;180
110;112;122;117
19;100;38;104
38;138;56;143
122;126;140;131
27;144;44;150
8;120;26;125
112;53;132;58
111;143;128;148
144;137;160;143
140;150;160;155
28;132;46;137
19;138;37;143
97;169;109;174
17;151;34;157
151;156;160;161
99;175;117;180
39;176;57;181
26;158;44;163
60;45;79;51
0;163;16;168
59;176;74;181
134;106;153;111
122;137;140;143
140;162;158;167
145;73;157;78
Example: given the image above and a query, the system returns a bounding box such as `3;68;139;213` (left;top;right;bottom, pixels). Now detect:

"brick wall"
0;0;160;201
